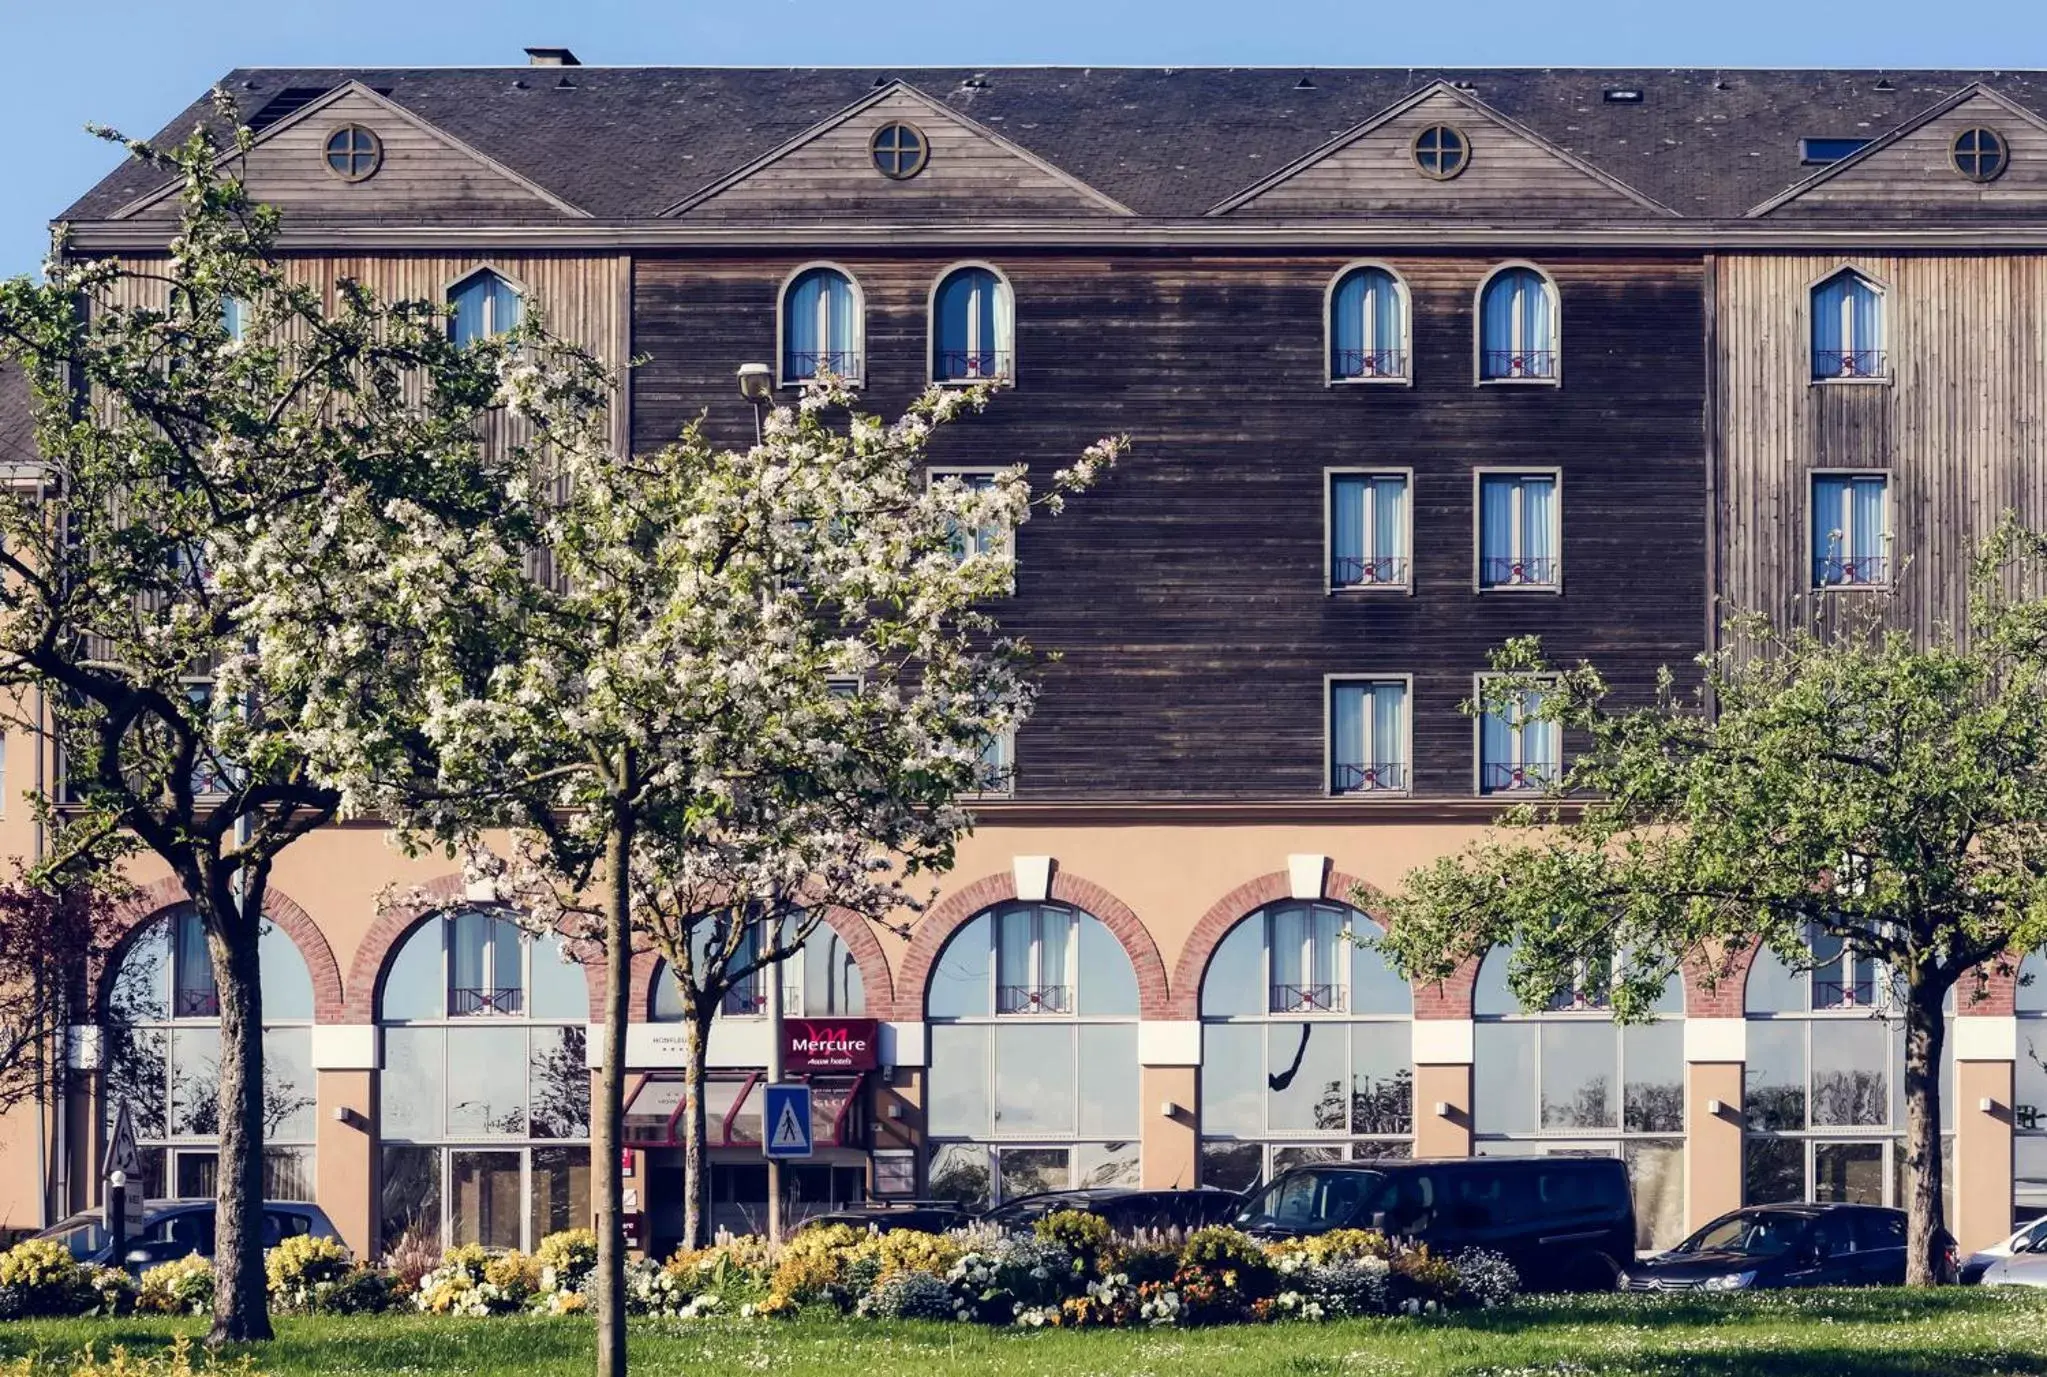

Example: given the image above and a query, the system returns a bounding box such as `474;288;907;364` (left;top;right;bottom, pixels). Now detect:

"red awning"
621;1071;867;1150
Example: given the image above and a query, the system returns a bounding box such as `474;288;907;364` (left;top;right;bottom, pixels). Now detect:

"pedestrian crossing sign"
763;1082;814;1159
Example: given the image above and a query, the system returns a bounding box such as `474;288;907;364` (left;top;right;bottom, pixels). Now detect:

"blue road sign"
762;1082;814;1159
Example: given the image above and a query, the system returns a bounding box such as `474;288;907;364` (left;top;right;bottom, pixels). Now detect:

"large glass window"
1329;679;1409;794
1477;472;1560;590
376;909;590;1253
925;903;1140;1206
648;918;865;1021
102;908;316;1201
1477;677;1559;796
1328;265;1409;382
2012;952;2047;1223
1811;473;1890;589
448;269;522;347
1328;472;1410;590
1743;933;1952;1217
1198;903;1412;1192
781;266;862;384
1478;266;1559;381
1472;943;1685;1249
931;265;1013;383
1810;269;1886;381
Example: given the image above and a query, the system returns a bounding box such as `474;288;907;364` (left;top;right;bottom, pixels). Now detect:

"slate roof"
57;66;2047;224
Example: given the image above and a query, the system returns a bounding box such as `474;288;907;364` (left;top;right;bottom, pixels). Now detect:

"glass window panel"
492;919;525;1013
1199;1023;1265;1136
1200;1139;1264;1193
381;1026;446;1141
1000;1147;1071;1201
1889;1134;1954;1221
709;1078;760;1146
1266;1021;1347;1133
1473;1022;1537;1135
1746;945;1808;1013
2017;1137;2047;1222
927;915;992;1018
1272;1144;1346;1174
649;964;684;1023
528;1026;591;1139
2018;1025;2047;1134
108;920;172;1025
1078;1024;1139;1139
263;1146;315;1201
928;1143;991;1208
1813;1141;1886;1204
1811;1020;1888;1127
1075;1141;1140;1190
995;1024;1075;1136
1347;918;1410;1016
1076;915;1138;1016
1745;1020;1808;1131
382;920;444;1021
1350;1022;1413;1136
926;1024;991;1137
1473;948;1520;1017
380;1145;442;1254
2019;957;2047;1014
1623;1021;1685;1133
173;911;218;1018
530;1145;591;1242
445;1025;529;1137
1199;917;1264;1017
450;911;490;1010
1744;1137;1805;1205
170;1027;222;1137
1625;1140;1686;1251
261;1027;317;1143
802;926;865;1016
997;907;1035;999
174;1150;218;1199
529;933;588;1021
257;922;314;1022
105;1027;169;1141
449;1150;523;1250
1541;1021;1617;1130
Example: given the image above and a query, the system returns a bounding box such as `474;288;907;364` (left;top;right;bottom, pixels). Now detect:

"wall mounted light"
1433;1101;1452;1118
1982;1097;1999;1113
1160;1100;1183;1119
332;1106;368;1131
1706;1099;1725;1116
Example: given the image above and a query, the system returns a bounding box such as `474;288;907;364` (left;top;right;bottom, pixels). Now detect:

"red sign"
785;1018;879;1072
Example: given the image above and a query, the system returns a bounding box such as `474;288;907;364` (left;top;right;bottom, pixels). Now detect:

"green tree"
1378;535;2047;1287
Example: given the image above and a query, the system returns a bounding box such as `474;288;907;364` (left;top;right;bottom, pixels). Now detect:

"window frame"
1950;127;2009;184
1472;262;1562;387
1324;467;1415;594
926;261;1017;387
1471;467;1564;594
1473;671;1562;797
926;466;1016;564
775;261;867;390
443;266;527;346
1323;673;1415;798
1806;266;1892;387
322;124;383;183
1806;468;1894;592
1411;125;1471;181
1323;262;1413;387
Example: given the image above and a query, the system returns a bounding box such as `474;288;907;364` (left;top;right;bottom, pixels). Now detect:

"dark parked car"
981;1187;1246;1234
1621;1204;1916;1292
1231;1158;1634;1292
798;1201;978;1235
37;1200;342;1270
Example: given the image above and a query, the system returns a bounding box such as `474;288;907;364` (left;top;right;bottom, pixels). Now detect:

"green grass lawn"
7;1290;2047;1376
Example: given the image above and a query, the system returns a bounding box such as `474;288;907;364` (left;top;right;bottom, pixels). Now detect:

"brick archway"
1701;939;2026;1019
896;870;1169;1020
629;907;897;1022
90;876;346;1025
1165;868;1472;1019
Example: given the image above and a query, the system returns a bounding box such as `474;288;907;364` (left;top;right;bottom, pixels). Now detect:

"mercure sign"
784;1018;879;1072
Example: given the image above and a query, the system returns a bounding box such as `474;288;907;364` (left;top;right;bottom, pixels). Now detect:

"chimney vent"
525;47;581;66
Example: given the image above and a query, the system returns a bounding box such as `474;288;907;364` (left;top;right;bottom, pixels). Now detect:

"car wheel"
1560;1251;1620;1293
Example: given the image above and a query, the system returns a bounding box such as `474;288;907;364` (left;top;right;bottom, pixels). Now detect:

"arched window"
1811;270;1886;380
1197;902;1412;1192
924;902;1140;1206
780;266;863;385
1327;265;1410;382
648;918;865;1021
1472;943;1684;1248
930;265;1013;383
376;909;590;1253
448;269;523;347
1743;930;1951;1215
102;908;316;1201
1477;266;1559;381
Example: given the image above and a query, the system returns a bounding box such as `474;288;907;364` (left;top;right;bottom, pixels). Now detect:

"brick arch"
629;907;897;1022
340;875;604;1024
89;876;346;1025
896;870;1169;1020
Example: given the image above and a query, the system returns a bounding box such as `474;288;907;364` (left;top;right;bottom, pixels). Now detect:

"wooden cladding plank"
1767;93;2047;221
632;252;1706;802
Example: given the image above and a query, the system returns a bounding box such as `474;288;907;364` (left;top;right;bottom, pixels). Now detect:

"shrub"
866;1229;964;1284
265;1234;354;1313
665;1240;775;1301
535;1229;598;1296
0;1239;87;1317
0;1334;258;1376
767;1223;865;1307
413;1245;531;1316
1268;1228;1393;1266
1451;1248;1520;1309
380;1225;441;1297
1180;1227;1269;1278
1103;1240;1180;1287
626;1257;692;1317
857;1269;956;1321
79;1266;136;1318
1390;1244;1461;1311
1034;1210;1111;1270
318;1266;396;1315
945;1235;1079;1323
137;1255;214;1317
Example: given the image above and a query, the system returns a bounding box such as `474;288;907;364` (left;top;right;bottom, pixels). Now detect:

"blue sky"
8;0;2047;275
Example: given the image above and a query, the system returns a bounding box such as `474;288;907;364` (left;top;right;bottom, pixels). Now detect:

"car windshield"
1677;1212;1810;1257
39;1215;111;1261
1232;1170;1385;1234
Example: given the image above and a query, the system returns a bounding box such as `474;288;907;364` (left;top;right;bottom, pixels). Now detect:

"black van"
1230;1157;1634;1292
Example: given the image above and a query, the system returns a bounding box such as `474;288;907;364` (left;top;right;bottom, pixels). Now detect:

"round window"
1951;127;2008;183
870;122;929;180
324;125;383;182
1412;125;1470;180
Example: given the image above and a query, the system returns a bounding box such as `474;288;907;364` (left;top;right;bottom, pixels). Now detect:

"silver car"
1962;1216;2047;1286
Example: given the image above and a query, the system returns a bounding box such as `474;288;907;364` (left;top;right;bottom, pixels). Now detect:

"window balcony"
1481;556;1559;588
1331;555;1410;589
1481;349;1558;381
997;983;1072;1015
449;986;524;1016
173;987;220;1018
934;349;1013;383
1481;762;1553;794
1331;761;1408;794
1813;555;1889;588
1814;349;1888;380
1331;348;1408;381
784;350;863;382
1813;978;1877;1010
1269;983;1345;1014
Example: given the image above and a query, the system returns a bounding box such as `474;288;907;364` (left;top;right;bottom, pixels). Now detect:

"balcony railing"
173;987;220;1018
1331;555;1410;589
1813;555;1889;588
1331;348;1408;381
998;983;1072;1015
449;986;524;1016
1481;555;1560;588
934;349;1013;382
1813;978;1876;1010
1481;761;1553;794
1270;983;1345;1014
1481;349;1558;380
1814;349;1888;380
783;350;863;381
1332;761;1408;794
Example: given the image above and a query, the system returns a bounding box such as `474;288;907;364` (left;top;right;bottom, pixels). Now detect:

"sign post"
101;1101;147;1256
763;1083;815;1162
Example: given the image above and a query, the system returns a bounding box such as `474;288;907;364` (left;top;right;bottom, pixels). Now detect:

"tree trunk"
682;1008;714;1250
1901;974;1951;1287
591;810;633;1377
204;891;271;1344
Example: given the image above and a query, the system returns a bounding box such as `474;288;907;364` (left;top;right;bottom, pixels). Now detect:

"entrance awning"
622;1071;868;1150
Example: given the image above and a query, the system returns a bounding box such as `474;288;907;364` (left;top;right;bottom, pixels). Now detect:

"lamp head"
737;363;773;403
